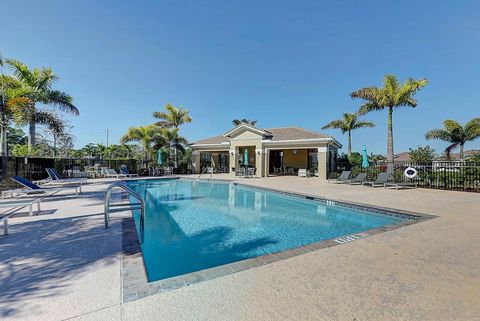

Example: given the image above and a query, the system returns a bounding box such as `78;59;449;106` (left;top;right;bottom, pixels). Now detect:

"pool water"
127;179;404;281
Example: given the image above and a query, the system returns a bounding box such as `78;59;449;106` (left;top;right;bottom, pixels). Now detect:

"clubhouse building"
190;123;341;179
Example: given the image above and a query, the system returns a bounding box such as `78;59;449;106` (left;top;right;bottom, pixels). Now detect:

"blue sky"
1;0;479;155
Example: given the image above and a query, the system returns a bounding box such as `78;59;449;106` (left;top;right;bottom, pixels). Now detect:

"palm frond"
321;120;347;133
464;117;480;140
425;129;452;142
45;90;79;115
443;119;462;132
6;59;35;85
352;120;375;129
33;110;65;134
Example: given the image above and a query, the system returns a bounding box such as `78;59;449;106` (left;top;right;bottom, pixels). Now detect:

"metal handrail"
104;182;144;230
195;166;213;182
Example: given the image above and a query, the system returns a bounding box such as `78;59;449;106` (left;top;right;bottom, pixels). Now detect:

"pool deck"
0;176;479;321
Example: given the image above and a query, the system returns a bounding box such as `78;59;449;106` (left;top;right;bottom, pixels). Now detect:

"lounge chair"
164;167;173;176
0;197;44;235
119;165;139;178
384;181;417;190
102;168;127;178
346;173;367;185
6;176;81;197
362;172;389;187
328;171;351;184
48;168;87;183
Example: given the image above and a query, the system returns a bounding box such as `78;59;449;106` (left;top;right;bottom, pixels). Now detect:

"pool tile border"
120;180;436;303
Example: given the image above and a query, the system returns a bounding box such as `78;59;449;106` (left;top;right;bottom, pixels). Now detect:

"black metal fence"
0;157;140;191
333;160;480;192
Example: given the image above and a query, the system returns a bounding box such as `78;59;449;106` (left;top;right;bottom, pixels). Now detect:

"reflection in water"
128;179;404;282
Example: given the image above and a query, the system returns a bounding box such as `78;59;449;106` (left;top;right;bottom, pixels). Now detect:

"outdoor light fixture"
293;149;297;154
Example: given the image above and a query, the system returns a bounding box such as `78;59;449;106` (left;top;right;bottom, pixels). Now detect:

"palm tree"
232;119;257;126
120;125;165;165
153;104;192;128
6;59;79;150
153;104;191;167
322;112;374;155
154;128;188;166
425;118;480;160
0;74;32;155
351;74;428;170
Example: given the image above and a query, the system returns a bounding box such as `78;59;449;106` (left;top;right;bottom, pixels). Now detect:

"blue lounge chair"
47;168;87;184
119;165;138;178
8;176;81;197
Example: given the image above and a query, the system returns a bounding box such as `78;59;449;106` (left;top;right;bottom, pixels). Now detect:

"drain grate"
334;233;369;244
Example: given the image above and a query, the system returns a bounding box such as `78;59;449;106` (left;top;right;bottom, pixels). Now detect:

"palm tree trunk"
0;123;6;182
348;131;352;155
0;122;7;156
460;143;465;161
53;134;57;157
28;121;36;152
387;106;394;174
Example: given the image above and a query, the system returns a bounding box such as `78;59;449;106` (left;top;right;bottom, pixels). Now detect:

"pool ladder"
104;182;144;230
195;167;213;182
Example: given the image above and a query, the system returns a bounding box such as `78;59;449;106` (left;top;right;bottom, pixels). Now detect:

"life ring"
404;167;417;179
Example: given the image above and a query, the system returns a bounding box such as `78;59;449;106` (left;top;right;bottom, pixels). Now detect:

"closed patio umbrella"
362;145;369;168
244;149;249;168
157;150;163;166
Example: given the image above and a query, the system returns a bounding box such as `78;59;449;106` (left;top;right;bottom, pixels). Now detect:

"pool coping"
120;179;436;302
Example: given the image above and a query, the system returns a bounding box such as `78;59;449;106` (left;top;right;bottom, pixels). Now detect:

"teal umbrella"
157;150;163;166
243;149;249;167
361;145;369;168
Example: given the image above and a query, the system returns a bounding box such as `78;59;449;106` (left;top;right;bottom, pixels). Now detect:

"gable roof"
191;125;340;147
265;127;330;141
190;135;229;145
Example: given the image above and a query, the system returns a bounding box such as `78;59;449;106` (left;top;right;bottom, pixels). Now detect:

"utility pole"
106;128;109;147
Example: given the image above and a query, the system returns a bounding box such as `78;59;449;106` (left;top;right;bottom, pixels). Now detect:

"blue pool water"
127;179;404;281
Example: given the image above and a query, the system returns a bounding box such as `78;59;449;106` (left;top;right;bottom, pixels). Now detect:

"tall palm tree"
153;104;192;128
120;125;165;165
153;104;191;167
6;59;79;150
425;118;480;160
351;74;428;170
232;119;257;126
322;112;374;155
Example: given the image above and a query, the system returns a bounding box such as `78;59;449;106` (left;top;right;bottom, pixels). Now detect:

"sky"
1;0;479;155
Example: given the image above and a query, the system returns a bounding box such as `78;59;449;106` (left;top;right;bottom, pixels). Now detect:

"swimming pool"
126;179;408;282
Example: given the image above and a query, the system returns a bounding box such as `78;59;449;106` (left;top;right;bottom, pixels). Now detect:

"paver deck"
0;176;479;321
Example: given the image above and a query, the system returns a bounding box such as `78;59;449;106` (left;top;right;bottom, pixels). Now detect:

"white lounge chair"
102;168;127;178
0;198;43;235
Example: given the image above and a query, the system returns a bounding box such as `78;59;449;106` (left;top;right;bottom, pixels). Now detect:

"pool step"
107;202;143;213
334;233;368;244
